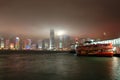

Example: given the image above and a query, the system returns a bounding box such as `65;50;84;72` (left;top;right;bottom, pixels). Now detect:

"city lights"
10;43;14;50
0;29;120;52
57;30;65;36
0;0;119;80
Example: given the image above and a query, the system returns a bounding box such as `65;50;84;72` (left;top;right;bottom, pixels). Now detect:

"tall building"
0;37;4;49
31;44;37;50
62;35;72;49
37;40;43;50
49;29;55;50
9;36;15;50
56;35;73;50
15;37;20;50
42;39;49;50
5;39;10;49
59;35;63;49
24;39;32;50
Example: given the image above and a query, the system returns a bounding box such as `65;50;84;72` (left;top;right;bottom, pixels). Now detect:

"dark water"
0;53;120;80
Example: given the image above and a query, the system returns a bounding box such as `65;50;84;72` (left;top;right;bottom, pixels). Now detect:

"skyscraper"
5;39;10;49
24;39;32;50
0;37;4;49
15;37;20;50
49;29;55;50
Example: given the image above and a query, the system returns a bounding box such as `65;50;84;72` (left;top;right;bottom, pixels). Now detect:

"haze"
0;0;120;39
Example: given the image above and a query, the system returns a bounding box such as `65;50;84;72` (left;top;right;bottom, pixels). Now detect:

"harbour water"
0;53;120;80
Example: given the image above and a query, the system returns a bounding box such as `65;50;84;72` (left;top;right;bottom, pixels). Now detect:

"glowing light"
103;32;106;36
113;47;116;51
57;31;65;36
10;43;14;49
16;37;19;40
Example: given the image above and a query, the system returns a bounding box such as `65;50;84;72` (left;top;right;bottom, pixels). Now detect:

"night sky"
0;0;120;39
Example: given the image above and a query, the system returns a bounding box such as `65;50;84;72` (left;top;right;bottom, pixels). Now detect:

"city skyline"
0;0;119;39
0;30;76;50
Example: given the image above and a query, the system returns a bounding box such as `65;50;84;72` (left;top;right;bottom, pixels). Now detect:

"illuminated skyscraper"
37;40;42;50
15;37;20;50
59;36;63;49
24;39;32;50
5;39;10;49
43;39;49;50
9;36;15;50
0;37;4;49
56;35;72;50
49;29;55;50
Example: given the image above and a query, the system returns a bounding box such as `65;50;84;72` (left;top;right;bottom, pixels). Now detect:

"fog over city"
0;0;119;39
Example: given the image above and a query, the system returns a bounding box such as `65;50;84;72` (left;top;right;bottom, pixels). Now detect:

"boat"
76;43;114;57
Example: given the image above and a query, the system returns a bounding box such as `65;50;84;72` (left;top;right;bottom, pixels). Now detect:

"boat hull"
76;43;114;57
77;52;113;57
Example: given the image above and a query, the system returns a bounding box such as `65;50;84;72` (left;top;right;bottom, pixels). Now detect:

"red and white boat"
76;43;114;57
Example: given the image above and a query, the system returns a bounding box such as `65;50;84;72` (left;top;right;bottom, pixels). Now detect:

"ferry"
76;43;114;57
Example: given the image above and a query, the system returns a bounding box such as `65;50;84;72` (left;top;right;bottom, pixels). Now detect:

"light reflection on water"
0;53;119;80
112;57;120;80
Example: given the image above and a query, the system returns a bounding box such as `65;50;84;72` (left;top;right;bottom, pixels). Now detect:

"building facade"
49;29;55;50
